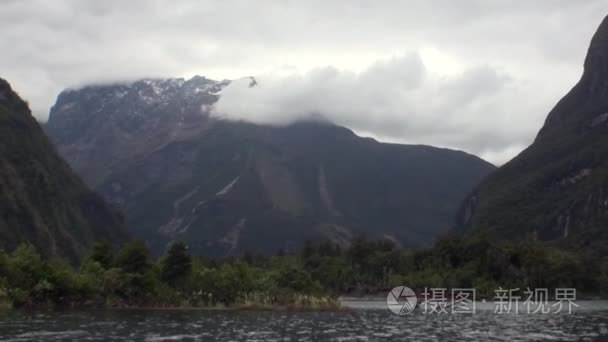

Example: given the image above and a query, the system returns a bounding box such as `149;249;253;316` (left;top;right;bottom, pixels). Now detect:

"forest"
0;232;603;309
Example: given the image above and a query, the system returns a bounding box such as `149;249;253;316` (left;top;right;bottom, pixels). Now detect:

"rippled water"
0;301;607;341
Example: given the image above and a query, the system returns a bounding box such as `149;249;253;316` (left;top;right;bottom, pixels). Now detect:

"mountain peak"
0;77;10;92
458;14;608;252
48;75;230;143
0;78;28;113
583;15;608;91
585;15;608;70
0;78;17;101
0;78;13;102
537;15;608;134
0;77;128;261
45;76;494;256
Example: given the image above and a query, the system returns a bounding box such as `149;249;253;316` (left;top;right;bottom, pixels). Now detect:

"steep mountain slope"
459;15;608;253
0;78;128;261
45;76;494;256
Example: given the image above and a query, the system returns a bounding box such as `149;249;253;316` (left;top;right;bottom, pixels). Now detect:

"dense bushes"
0;240;331;308
396;233;601;296
299;232;603;297
0;233;604;309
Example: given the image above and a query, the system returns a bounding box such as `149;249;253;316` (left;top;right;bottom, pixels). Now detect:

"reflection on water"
0;301;607;341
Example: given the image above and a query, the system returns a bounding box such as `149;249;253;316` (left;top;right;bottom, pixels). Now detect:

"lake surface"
1;301;607;341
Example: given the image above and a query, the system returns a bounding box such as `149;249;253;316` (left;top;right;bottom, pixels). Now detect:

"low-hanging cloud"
2;0;606;164
213;53;550;165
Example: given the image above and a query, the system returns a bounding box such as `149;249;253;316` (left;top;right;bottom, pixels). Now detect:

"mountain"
0;78;128;261
45;76;495;256
458;15;608;254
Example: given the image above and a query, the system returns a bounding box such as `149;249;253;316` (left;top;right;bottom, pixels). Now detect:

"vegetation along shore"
0;232;603;310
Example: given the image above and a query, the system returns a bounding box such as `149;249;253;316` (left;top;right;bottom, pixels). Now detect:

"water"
0;301;607;341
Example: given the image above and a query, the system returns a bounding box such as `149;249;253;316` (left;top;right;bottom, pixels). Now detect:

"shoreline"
0;298;345;312
2;304;347;313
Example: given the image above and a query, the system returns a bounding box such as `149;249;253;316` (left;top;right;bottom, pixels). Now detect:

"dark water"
0;301;607;341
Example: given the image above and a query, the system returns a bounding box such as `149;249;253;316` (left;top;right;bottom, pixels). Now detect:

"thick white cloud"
0;0;606;163
213;54;551;164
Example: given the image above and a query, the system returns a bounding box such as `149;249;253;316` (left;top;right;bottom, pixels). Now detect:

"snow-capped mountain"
45;75;494;256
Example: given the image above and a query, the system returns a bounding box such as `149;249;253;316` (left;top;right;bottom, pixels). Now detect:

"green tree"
7;244;45;290
87;240;113;269
277;265;317;293
114;240;149;274
160;241;192;286
318;240;335;257
301;240;315;259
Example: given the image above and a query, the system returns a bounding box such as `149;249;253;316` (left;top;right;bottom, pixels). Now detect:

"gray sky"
1;0;607;164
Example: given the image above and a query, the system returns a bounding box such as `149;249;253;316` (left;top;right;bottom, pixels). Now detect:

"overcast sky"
1;1;607;164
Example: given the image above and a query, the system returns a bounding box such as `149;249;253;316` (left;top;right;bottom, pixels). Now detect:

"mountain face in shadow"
0;78;128;261
458;15;608;254
45;76;494;256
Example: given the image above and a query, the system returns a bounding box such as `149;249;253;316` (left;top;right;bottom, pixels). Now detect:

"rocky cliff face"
46;76;494;256
46;76;229;187
0;78;128;261
459;15;608;254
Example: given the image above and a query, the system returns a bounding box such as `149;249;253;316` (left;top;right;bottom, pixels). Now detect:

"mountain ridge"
0;78;129;261
458;15;608;254
45;75;495;256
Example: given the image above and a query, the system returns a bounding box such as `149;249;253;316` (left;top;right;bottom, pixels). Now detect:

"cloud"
0;0;606;163
213;53;550;165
